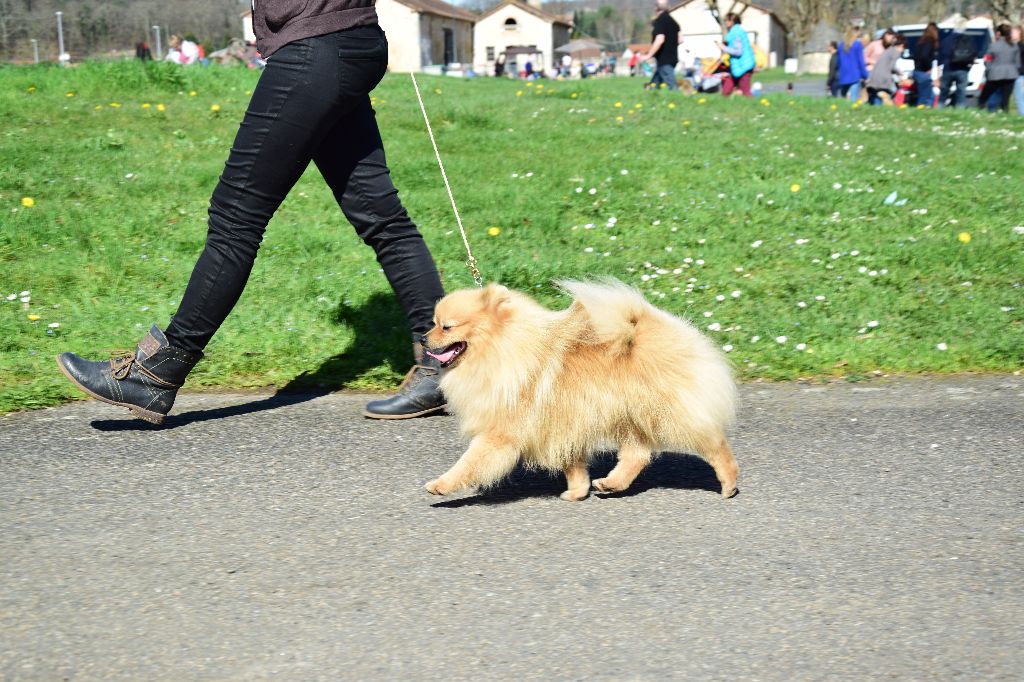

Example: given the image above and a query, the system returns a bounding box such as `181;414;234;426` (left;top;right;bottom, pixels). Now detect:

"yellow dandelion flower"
27;86;36;93
526;82;533;87
536;83;544;89
21;197;34;208
790;183;801;193
682;119;690;126
433;88;442;94
899;103;908;109
830;103;837;110
156;103;166;111
245;90;252;96
109;102;121;108
211;104;221;112
28;314;41;321
614;101;622;107
516;90;523;97
760;98;770;106
697;97;706;104
66;91;75;97
615;115;624;122
628;109;635;115
570;92;578;99
667;102;676;109
189;90;197;97
142;102;151;109
957;232;971;243
635;103;643;108
487;226;501;236
94;105;103;110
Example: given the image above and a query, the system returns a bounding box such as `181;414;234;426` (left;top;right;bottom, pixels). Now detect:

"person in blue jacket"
836;26;868;100
717;12;755;96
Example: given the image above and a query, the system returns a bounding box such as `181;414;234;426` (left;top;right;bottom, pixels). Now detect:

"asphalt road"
2;376;1022;680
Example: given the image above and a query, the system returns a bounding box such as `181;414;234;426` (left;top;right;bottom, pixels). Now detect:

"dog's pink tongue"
427;347;459;364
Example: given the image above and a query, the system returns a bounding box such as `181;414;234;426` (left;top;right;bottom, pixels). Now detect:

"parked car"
876;24;993;101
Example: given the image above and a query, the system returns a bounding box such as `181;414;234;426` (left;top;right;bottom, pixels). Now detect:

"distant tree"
988;0;1023;21
779;0;825;71
920;0;952;21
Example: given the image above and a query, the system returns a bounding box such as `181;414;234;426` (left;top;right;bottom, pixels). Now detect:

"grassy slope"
1;61;1022;413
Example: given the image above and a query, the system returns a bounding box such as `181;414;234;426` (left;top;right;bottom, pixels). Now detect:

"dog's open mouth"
426;341;467;368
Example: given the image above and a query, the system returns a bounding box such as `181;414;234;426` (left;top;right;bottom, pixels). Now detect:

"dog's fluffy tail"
556;278;651;353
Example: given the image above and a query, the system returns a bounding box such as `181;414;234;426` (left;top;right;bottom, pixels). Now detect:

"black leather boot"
363;342;446;419
56;324;202;425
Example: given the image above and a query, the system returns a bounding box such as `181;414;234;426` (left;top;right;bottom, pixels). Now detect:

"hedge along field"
1;61;1023;414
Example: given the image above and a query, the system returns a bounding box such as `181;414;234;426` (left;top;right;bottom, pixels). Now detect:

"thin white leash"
409;73;484;288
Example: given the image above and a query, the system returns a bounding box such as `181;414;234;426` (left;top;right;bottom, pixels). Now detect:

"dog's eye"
442;324;452;332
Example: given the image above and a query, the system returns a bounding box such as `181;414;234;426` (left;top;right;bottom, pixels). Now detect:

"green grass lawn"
1;61;1022;414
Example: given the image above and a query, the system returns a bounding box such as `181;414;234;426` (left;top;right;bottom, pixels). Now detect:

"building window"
504;18;517;31
487;46;495;61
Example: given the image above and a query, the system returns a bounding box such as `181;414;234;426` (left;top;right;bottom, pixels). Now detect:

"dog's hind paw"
559;488;589;502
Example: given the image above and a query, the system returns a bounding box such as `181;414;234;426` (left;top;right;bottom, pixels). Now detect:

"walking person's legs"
997;80;1015;111
657;63;678;90
737;70;752;96
313;100;448;418
953;70;968;107
1015;75;1024;115
56;29;395;424
721;73;735;96
938;71;953;107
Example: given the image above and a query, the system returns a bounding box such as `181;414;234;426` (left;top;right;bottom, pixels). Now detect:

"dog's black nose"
418;333;428;346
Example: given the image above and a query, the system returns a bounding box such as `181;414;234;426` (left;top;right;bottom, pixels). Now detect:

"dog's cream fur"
424;279;739;501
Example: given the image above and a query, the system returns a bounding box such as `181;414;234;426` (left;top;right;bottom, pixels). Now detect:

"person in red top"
57;0;448;423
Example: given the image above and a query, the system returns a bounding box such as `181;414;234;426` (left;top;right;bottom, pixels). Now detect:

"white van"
876;24;993;99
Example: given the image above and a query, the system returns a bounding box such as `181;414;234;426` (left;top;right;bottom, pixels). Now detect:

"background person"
836;26;868;100
1013;25;1024;115
978;23;1021;112
717;12;755;97
636;0;681;91
166;34;200;65
938;24;979;108
912;22;940;106
826;41;839;96
864;29;892;71
57;2;448;423
866;32;902;105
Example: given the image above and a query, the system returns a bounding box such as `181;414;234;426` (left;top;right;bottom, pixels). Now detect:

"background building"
474;0;572;77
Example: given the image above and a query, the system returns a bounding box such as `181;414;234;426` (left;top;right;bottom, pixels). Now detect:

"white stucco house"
473;0;572;77
377;0;476;73
668;0;788;68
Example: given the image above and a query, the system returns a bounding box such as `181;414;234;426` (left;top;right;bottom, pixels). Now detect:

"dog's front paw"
425;476;459;496
592;477;626;494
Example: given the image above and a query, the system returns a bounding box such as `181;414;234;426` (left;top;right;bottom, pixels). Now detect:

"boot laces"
110;353;135;380
399;363;438;392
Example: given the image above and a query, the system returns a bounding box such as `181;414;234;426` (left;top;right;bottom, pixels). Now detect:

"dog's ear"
481;283;512;318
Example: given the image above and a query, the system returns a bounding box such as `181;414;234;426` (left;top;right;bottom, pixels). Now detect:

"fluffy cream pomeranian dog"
422;279;738;501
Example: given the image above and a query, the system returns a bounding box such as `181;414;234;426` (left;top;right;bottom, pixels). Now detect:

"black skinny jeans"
165;26;445;354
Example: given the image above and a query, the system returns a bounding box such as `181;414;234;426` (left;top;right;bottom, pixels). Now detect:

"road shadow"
90;292;413;431
430;451;727;508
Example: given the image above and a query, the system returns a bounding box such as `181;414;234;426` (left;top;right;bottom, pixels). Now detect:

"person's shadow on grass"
90;292;415;431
